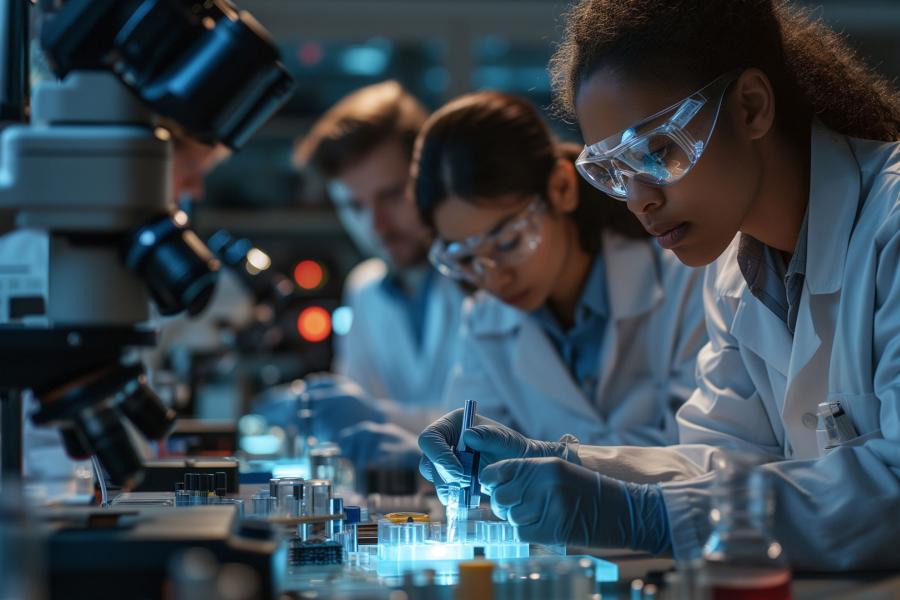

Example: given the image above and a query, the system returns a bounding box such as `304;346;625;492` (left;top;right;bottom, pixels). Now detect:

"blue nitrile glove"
252;373;380;433
479;457;671;554
253;382;304;428
302;374;387;442
337;421;421;470
417;408;578;504
303;372;359;393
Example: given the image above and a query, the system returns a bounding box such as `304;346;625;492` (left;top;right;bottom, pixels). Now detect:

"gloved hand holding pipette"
419;407;671;552
418;407;579;504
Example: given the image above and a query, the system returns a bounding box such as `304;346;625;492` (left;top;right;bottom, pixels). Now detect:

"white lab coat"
443;231;707;445
573;123;900;570
335;258;465;430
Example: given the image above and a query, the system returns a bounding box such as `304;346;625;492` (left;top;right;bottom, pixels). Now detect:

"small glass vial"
250;492;277;517
697;455;791;600
174;482;190;507
337;505;361;564
329;497;344;540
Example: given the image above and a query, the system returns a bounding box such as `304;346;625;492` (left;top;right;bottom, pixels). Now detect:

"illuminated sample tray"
372;519;619;580
375;519;524;576
474;520;530;559
375;519;477;576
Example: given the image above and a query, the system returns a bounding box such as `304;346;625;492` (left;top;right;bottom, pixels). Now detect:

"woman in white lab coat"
412;92;706;445
418;0;900;570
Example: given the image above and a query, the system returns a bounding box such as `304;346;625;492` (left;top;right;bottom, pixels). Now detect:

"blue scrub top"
738;208;809;334
379;267;436;350
530;254;609;402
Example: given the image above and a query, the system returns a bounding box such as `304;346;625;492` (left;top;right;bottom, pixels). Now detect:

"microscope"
0;0;295;489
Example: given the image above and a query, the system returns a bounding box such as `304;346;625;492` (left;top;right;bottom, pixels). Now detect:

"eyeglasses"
428;199;546;284
575;71;738;199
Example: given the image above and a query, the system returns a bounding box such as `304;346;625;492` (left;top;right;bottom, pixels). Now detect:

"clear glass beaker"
697;454;791;600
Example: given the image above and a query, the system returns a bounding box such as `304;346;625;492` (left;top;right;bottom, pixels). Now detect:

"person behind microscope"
287;81;466;467
419;0;900;571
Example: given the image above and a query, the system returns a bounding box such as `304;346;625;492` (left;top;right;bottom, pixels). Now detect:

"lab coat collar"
602;230;664;321
576;252;609;321
512;316;602;424
467;290;523;337
529;252;608;334
715;121;860;299
805;121;861;295
379;264;432;298
724;123;860;457
468;230;663;337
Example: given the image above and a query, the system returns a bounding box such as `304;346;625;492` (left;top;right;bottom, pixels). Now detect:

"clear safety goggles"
575;71;738;199
428;199;546;284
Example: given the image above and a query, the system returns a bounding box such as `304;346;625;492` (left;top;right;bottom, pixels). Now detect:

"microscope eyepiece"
75;404;143;489
124;215;220;316
118;374;176;440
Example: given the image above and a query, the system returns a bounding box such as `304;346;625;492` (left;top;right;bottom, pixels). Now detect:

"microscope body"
0;71;167;328
0;0;295;488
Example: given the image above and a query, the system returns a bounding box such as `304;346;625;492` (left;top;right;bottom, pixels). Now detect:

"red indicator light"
294;260;325;290
297;306;331;342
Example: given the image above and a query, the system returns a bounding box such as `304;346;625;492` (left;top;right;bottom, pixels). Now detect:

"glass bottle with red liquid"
696;454;791;600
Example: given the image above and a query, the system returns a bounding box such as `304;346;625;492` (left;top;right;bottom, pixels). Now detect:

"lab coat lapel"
511;317;600;423
595;232;664;404
780;124;861;457
803;124;860;297
730;288;793;379
780;290;827;457
727;287;792;423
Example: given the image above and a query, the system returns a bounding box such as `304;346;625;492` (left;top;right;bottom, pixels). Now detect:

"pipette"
446;399;481;543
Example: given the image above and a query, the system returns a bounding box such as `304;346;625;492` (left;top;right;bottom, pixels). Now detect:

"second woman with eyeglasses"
411;91;706;464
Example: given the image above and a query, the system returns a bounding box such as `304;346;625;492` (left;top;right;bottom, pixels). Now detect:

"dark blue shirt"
737;209;809;334
530;255;609;401
379;267;435;349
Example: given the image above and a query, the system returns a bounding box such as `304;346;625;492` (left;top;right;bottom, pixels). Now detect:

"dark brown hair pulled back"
413;91;646;254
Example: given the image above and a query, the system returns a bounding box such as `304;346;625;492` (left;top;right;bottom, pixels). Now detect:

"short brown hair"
294;81;428;178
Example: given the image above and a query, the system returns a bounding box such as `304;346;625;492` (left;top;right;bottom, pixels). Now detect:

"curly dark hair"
550;0;900;142
412;91;647;255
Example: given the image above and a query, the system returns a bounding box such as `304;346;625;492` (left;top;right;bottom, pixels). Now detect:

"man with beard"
291;81;464;467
